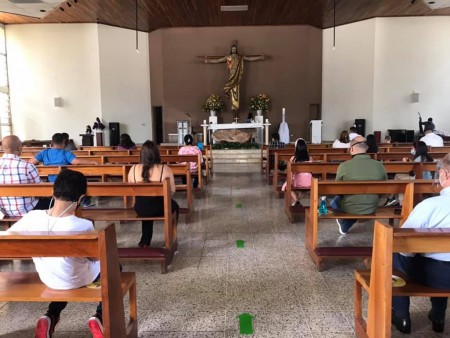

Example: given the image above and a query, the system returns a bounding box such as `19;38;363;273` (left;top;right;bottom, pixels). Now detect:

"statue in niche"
204;44;264;112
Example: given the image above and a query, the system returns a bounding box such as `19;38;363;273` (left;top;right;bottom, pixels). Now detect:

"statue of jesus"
204;45;264;111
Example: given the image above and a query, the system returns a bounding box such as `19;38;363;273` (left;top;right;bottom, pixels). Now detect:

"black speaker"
355;119;366;136
109;122;120;146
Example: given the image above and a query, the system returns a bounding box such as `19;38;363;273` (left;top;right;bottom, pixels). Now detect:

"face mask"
410;149;416;155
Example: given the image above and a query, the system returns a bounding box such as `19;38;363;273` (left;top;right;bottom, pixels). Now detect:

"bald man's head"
1;135;22;155
350;136;368;155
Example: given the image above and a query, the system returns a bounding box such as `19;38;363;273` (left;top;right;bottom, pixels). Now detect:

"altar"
201;120;270;145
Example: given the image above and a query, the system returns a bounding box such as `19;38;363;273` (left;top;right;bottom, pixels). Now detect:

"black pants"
46;273;102;318
134;196;180;246
181;175;198;188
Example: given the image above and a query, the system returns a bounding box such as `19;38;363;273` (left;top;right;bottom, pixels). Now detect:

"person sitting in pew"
117;133;137;150
391;153;450;334
366;134;379;153
7;169;104;338
61;132;77;150
178;134;203;188
332;130;350;148
331;136;387;235
29;133;98;182
128;140;179;247
0;135;50;217
281;138;312;206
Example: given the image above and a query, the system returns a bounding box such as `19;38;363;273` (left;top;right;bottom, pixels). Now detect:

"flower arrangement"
249;93;270;111
203;94;224;113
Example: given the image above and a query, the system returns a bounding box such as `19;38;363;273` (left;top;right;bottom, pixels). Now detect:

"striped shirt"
0;153;41;216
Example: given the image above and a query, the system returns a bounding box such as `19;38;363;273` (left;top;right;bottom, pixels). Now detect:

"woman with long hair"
128;141;179;247
332;130;350;148
117;133;137;150
281;138;313;206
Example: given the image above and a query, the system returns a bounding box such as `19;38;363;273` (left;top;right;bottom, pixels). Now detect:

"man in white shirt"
420;125;444;147
348;126;360;141
8;169;103;338
391;152;450;334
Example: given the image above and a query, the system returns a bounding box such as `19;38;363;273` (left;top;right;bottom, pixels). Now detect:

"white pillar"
263;119;271;145
201;120;208;145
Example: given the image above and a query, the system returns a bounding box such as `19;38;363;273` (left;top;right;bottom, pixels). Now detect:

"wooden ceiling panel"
0;0;449;31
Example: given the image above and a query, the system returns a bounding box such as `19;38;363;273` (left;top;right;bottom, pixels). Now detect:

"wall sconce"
411;92;419;103
54;97;63;107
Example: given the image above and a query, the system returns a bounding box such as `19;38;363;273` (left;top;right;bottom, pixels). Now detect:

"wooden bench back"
0;224;126;337
367;221;450;337
308;178;415;227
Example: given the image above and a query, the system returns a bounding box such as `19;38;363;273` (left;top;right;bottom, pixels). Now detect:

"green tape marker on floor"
238;313;254;335
236;203;242;208
236;240;245;248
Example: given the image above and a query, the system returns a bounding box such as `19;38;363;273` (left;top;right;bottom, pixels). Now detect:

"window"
0;25;11;138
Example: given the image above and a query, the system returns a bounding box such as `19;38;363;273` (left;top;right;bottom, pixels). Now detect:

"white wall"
323;17;450;141
6;24;102;143
6;23;152;146
322;20;376;141
373;17;450;136
98;25;152;144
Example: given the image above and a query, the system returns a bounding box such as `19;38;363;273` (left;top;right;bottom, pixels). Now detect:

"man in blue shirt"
29;133;97;182
392;153;450;334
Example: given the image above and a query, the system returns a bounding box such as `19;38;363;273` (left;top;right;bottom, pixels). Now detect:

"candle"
203;120;206;124
282;108;286;115
265;118;269;123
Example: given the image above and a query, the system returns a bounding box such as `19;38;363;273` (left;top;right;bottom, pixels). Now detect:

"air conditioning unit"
423;0;450;10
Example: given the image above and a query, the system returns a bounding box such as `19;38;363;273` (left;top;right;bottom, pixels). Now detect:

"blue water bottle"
318;196;328;216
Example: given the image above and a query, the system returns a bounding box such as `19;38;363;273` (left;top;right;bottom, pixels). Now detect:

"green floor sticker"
236;203;242;208
236;240;245;248
238;313;254;335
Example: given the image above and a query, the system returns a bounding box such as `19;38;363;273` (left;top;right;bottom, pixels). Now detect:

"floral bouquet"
203;94;224;113
249;93;270;111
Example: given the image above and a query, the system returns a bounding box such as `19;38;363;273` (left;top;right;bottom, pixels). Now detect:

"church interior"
1;0;450;337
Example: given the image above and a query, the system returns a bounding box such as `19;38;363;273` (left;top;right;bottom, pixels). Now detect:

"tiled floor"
0;163;448;337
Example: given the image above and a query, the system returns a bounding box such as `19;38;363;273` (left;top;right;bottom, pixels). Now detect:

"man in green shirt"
330;136;388;234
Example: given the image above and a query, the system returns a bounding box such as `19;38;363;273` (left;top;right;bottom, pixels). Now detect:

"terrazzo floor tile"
0;163;444;337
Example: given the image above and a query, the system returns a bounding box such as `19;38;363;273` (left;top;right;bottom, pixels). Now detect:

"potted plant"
203;94;224;116
249;93;270;115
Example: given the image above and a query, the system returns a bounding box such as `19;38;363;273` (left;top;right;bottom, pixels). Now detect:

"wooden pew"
304;179;415;271
0;180;177;273
354;221;450;338
282;161;431;206
35;164;194;221
0;223;137;338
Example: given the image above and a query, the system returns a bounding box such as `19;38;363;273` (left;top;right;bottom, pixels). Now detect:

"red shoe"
88;313;104;338
35;314;59;338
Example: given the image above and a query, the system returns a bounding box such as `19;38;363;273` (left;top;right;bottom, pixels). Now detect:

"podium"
80;134;94;146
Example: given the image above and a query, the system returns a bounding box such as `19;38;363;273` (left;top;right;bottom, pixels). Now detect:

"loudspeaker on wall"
109;122;120;146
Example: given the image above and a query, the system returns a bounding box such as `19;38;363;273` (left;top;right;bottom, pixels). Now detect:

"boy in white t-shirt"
8;169;103;338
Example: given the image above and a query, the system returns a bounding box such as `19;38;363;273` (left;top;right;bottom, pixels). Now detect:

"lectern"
80;134;94;146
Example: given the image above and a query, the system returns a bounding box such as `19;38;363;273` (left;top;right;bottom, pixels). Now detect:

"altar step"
212;149;260;164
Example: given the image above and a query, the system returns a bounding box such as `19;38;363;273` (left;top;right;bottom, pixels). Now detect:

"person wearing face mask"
391;153;450;334
331;136;388;235
8;169;104;337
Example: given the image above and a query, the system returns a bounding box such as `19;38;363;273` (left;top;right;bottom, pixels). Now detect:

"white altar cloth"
208;123;263;131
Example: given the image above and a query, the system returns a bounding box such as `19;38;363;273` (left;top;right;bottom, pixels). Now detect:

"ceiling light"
220;5;248;11
423;0;450;9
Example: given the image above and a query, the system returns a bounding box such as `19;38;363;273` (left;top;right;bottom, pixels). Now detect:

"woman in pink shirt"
178;134;203;188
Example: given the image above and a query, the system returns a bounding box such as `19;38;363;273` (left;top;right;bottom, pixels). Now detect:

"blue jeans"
330;195;357;233
393;253;450;319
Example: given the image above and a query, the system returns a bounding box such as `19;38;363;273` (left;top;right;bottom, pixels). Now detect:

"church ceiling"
0;0;449;31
